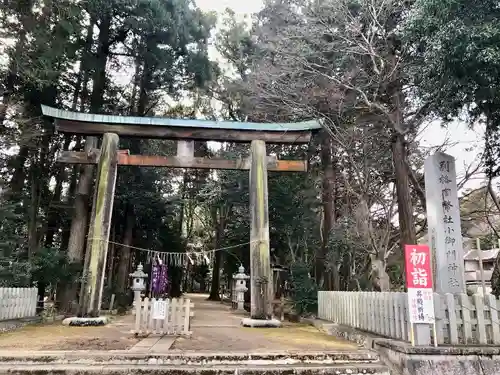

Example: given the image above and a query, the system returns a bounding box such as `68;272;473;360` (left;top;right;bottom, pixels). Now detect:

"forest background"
0;0;499;313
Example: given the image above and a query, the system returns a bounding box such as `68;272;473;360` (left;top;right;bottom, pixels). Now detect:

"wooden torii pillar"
80;133;119;316
41;105;321;318
249;140;272;320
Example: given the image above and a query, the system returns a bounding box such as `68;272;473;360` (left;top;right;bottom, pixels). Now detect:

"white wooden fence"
0;287;37;321
132;297;193;336
318;291;500;345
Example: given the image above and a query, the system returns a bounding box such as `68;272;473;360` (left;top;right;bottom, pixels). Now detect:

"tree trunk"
78;17;96;112
28;170;40;258
370;256;391;291
44;137;71;248
116;210;135;294
0;3;32;130
36;282;46;313
8;146;29;196
111;55;144;296
208;237;222;300
43;174;65;248
492;256;500;298
68;9;111;262
65;142;96;246
392;133;416;248
318;133;337;290
208;208;224;301
60;152;80;252
169;266;183;298
89;13;111;112
70;21;94;111
61;12;110;312
183;263;190;292
106;226;116;289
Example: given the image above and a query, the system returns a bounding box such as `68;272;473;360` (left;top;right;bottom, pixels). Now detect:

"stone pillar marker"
424;152;465;294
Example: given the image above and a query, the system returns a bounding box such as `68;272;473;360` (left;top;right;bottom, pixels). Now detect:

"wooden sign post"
404;244;437;347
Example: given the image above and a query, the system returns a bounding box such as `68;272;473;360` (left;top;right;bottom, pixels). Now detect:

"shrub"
289;262;317;315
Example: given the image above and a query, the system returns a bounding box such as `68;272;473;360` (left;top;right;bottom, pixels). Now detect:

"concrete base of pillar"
62;316;108;326
241;317;282;328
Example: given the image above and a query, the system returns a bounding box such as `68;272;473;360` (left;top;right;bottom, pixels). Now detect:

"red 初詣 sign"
404;244;433;289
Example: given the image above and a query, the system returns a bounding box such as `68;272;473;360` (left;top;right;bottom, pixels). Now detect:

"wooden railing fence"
318;291;500;345
132;297;193;336
0;287;37;321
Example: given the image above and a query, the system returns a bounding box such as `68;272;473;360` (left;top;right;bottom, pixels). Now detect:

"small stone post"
233;265;249;312
130;263;148;310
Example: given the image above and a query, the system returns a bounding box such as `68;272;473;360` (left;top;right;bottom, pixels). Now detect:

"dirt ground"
172;294;357;352
0;315;139;350
172;322;358;352
0;295;356;352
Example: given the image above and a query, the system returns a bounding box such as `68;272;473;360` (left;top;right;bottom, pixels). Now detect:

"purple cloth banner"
151;263;168;294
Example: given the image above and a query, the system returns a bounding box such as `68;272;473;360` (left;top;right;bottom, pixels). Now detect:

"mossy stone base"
62;316;108;326
241;318;282;328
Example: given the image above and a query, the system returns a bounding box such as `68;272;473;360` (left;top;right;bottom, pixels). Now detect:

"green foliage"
327;220;371;291
114;292;133;315
289;262;317;315
405;0;500;175
0;200;30;287
476;234;499;250
192;264;209;285
0;260;30;288
30;247;81;287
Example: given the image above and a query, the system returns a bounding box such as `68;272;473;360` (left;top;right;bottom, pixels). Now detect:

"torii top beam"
41;105;322;144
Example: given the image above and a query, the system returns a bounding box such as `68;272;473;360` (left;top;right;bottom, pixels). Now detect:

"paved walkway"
169;294;357;352
129;335;176;352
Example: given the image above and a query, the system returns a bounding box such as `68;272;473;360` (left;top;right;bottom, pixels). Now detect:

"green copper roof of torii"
41;105;322;132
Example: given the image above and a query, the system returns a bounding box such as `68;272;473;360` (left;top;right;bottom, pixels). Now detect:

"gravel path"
171;294;357;352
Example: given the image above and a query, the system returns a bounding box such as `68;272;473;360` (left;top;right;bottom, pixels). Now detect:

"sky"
196;0;263;18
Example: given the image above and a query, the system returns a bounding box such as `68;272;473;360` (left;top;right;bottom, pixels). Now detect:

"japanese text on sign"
405;245;432;289
152;299;167;320
405;244;435;324
438;157;460;288
408;289;435;324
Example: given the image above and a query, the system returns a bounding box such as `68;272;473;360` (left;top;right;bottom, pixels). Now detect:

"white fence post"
317;291;500;345
488;294;500;345
0;287;37;321
132;296;194;336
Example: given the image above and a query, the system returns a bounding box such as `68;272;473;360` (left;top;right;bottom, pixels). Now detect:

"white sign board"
152;300;167;320
407;288;435;324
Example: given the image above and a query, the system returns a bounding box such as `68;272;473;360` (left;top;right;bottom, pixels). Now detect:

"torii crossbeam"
41;105;321;321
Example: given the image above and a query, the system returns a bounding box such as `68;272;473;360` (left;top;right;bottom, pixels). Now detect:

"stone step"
0;363;390;375
0;350;381;366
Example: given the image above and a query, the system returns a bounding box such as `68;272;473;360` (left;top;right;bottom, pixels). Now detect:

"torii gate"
41;105;321;321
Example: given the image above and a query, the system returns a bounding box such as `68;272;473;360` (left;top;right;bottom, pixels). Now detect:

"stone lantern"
130;263;148;291
233;265;249;311
130;263;148;309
